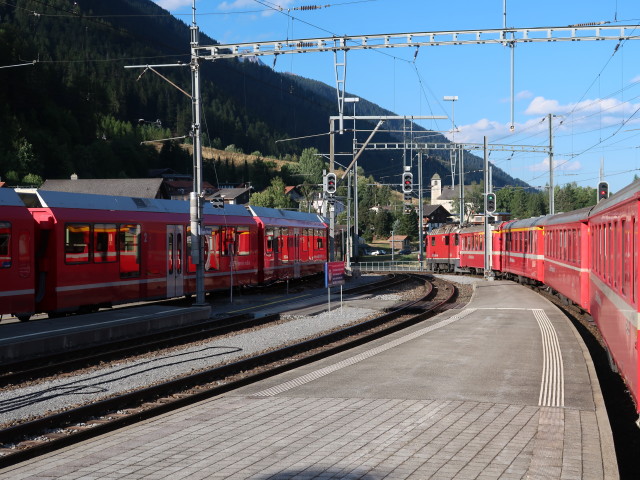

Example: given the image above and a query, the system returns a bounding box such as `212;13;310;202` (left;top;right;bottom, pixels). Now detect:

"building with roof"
40;178;166;199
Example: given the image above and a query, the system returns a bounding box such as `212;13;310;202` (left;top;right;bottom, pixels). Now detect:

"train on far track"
426;178;640;416
0;189;328;322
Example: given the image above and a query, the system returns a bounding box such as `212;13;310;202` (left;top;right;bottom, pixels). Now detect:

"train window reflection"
94;224;116;263
0;222;10;268
65;224;90;264
119;224;141;277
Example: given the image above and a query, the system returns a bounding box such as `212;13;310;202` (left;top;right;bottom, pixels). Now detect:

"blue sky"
155;1;640;193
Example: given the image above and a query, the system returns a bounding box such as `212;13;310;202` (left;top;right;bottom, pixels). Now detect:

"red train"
0;189;328;321
426;180;640;415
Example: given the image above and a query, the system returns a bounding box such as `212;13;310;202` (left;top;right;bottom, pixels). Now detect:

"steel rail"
0;275;455;468
0;275;402;386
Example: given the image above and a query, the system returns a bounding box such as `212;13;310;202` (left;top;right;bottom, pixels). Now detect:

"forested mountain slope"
0;0;527;192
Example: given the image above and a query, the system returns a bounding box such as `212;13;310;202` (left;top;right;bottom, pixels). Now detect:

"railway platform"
0;274;387;365
0;280;618;479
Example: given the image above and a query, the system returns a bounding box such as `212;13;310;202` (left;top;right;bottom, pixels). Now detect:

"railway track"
0;275;457;468
0;274;406;387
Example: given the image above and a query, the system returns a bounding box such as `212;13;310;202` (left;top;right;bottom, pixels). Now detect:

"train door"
166;225;184;298
294;229;301;278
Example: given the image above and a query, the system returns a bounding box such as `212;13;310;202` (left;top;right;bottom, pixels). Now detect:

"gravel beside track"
0;278;434;428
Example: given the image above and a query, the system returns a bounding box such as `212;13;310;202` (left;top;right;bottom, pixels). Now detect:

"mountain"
0;0;529;192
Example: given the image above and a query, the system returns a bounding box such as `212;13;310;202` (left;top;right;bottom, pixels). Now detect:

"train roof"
0;188;26;207
500;216;549;230
538;206;592;226
428;224;460;235
22;190;253;217
247;206;327;226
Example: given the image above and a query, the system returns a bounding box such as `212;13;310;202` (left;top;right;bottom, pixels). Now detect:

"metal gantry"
196;25;639;59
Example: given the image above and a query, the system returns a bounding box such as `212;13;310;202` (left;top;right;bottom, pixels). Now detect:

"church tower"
431;173;442;204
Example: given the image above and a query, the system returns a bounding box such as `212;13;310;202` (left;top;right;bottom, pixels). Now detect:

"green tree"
395;208;419;239
294;147;325;209
249;177;295;209
21;173;43;186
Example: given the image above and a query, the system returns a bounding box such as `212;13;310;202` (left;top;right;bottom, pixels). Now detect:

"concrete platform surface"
0;281;618;479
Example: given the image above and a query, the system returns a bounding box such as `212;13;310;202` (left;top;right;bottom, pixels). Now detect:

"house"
40;177;166;199
422;204;452;233
212;187;252;205
387;234;410;251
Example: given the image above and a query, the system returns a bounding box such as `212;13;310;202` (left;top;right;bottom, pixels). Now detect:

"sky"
154;0;640;193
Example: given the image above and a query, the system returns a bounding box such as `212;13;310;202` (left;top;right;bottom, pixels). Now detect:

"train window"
236;227;251;256
203;226;220;271
431;237;436;246
0;222;10;268
176;232;182;274
118;224;140;277
622;220;628;297
221;227;236;256
280;227;289;263
607;223;612;284
316;229;325;250
65;224;91;264
265;228;276;254
454;234;459;246
444;236;450;246
633;218;637;305
94;224;116;263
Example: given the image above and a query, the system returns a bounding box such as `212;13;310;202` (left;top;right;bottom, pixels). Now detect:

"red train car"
540;208;591;310
425;224;460;273
0;188;35;320
458;224;486;274
248;206;327;284
496;217;545;285
588;182;639;409
23;190;261;316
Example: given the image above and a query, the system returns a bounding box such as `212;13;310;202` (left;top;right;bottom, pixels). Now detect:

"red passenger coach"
497;217;545;284
248;206;328;284
0;189;35;320
540;208;591;310
24;190;260;316
199;203;260;292
588;182;640;409
458;225;486;274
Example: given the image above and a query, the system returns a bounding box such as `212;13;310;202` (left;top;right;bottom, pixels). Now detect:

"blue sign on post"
325;261;345;288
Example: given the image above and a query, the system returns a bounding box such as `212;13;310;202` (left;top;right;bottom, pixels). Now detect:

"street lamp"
344;97;360;260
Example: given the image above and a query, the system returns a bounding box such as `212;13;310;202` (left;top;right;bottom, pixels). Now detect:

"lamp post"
345;97;360;259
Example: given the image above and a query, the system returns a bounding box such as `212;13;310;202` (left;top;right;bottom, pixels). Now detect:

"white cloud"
452;117;546;144
516;90;534;100
525;95;636;118
155;0;192;9
528;157;582;173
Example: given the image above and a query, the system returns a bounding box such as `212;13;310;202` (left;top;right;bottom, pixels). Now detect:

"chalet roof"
214;187;252;200
424;204;450;216
40;179;164;198
387;235;408;242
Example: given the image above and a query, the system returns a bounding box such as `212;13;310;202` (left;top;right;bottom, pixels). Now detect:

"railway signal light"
598;181;609;201
325;172;337;195
486;192;496;213
402;172;413;193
